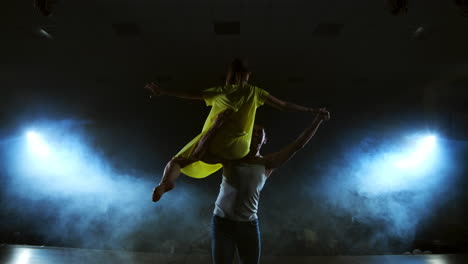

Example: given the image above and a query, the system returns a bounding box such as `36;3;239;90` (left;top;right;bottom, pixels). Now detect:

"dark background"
1;0;468;256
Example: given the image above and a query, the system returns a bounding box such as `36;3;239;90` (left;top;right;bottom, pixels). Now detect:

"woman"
145;59;319;202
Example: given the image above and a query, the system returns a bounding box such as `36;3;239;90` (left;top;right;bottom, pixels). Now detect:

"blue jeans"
211;215;261;264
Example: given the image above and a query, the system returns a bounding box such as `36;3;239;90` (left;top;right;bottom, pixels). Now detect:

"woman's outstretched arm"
264;94;318;112
144;82;203;100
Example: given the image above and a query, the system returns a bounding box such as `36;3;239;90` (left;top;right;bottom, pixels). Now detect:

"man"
212;109;330;264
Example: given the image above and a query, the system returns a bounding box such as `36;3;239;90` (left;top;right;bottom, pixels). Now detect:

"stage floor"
1;244;467;264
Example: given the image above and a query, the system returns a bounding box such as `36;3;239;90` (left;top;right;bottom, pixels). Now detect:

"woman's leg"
152;157;194;202
153;150;226;202
153;109;234;202
191;108;234;160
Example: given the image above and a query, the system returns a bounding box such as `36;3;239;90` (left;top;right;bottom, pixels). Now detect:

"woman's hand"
144;82;165;98
317;108;330;121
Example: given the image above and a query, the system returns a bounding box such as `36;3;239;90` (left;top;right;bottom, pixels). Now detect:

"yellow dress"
175;84;270;178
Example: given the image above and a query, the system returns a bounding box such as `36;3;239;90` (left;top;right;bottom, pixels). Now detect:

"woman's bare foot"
152;182;174;202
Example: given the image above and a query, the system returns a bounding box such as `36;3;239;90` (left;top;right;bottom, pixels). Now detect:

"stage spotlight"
395;135;437;170
357;133;442;195
418;135;436;152
26;130;50;157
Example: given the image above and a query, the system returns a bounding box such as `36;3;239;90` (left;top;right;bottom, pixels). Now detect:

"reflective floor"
1;244;467;264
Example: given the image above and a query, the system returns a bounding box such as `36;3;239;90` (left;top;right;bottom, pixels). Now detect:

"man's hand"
144;82;165;98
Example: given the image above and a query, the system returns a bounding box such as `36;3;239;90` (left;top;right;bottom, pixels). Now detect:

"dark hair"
225;58;250;86
455;0;468;6
455;0;468;16
388;0;408;15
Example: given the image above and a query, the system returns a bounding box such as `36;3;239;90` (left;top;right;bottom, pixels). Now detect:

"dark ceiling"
1;0;468;130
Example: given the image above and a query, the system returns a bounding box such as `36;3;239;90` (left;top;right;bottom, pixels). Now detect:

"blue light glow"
3;120;209;251
352;133;441;195
26;131;50;157
15;249;31;264
394;135;437;170
313;130;454;250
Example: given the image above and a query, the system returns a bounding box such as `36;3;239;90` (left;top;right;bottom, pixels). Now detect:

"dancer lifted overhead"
145;58;321;202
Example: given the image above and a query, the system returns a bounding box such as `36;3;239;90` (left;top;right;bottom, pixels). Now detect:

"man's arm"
144;82;203;100
264;111;329;172
264;94;318;112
